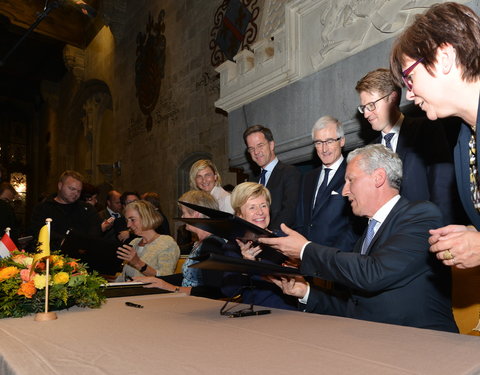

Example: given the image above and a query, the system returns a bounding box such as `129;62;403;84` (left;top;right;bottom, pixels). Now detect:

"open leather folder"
175;201;287;264
189;252;302;277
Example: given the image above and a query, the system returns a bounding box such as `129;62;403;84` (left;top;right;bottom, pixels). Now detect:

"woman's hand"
236;239;262;260
116;244;141;268
134;276;175;291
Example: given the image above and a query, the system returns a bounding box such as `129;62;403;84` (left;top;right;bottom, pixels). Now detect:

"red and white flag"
0;233;17;258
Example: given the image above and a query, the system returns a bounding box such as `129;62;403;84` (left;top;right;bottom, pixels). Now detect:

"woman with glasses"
390;2;480;269
189;159;234;214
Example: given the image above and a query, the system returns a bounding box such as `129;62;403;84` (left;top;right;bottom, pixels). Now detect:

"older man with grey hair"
260;144;458;332
296;116;364;251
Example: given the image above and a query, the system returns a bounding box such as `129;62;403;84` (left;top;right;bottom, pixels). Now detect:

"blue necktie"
384;133;394;151
259;169;267;186
313;168;331;211
361;218;378;255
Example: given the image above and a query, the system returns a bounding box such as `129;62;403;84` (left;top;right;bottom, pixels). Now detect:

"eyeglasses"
247;143;267;153
313;137;341;147
357;93;391;114
402;57;424;90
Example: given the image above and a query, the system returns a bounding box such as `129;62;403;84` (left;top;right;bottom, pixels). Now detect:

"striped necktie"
361;218;378;255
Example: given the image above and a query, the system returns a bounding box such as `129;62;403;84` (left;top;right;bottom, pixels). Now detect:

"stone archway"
65;79;114;185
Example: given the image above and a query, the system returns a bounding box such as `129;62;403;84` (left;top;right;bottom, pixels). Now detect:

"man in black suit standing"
355;68;464;225
243;125;300;229
260;145;457;332
296;116;364;251
98;190;122;241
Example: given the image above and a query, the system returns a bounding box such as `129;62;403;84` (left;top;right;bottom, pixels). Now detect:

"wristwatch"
139;263;148;273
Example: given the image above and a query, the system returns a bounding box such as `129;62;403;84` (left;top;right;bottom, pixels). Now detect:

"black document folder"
190;253;301;277
176;201;274;241
175;201;287;263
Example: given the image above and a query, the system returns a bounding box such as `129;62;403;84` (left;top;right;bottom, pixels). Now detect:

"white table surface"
1;294;480;375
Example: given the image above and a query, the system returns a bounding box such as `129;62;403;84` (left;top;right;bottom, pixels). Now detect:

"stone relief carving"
260;0;288;38
310;0;442;69
215;0;468;113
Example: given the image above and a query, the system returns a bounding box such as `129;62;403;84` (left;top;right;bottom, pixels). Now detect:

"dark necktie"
313;168;331;211
384;133;395;151
259;169;267;186
112;213;120;219
361;218;378;255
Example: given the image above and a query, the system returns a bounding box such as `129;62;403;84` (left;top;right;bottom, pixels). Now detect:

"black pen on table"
125;301;144;309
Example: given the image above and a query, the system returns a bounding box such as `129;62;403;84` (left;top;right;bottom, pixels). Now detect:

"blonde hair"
230;182;271;216
178;190;219;217
125;200;163;230
189;159;222;190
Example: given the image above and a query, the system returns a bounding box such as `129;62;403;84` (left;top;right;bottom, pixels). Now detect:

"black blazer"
374;116;462;224
454;122;480;229
263;160;301;229
295;159;364;251
300;197;458;333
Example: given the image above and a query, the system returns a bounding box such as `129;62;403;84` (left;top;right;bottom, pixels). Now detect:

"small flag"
33;224;50;264
0;233;17;258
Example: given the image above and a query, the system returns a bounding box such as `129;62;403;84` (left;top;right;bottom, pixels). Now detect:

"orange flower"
17;280;36;298
35;262;46;271
67;261;78;271
0;266;19;282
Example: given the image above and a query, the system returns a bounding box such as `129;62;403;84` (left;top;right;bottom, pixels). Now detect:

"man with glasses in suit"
296;116;364;251
355;68;464;225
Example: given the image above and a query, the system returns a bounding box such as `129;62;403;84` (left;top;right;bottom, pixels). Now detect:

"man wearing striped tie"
260;144;458;333
355;68;464;225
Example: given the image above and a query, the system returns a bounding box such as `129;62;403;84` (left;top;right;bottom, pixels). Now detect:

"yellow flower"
0;266;19;282
53;272;69;285
33;274;49;289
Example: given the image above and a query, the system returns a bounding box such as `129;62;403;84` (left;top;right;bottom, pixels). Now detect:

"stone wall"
44;0;232;227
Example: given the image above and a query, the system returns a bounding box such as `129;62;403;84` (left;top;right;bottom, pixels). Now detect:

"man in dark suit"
296;116;364;251
243;125;300;229
355;68;465;225
98;190;122;241
260;144;458;332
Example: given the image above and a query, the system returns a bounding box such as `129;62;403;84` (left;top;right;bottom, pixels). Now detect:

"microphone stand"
0;0;65;67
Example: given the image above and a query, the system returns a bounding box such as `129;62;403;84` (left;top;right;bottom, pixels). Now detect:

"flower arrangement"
0;251;106;318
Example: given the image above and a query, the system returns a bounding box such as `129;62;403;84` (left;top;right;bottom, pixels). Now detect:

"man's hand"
258;223;309;260
267;275;308;298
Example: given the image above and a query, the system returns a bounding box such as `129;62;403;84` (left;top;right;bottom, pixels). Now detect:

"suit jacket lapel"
362;197;409;255
312;160;346;217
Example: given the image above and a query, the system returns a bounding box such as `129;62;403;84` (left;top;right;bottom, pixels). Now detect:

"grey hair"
347;144;403;190
311;116;345;139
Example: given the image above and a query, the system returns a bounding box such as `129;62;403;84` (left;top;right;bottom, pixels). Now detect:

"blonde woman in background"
189;159;234;213
116;200;180;281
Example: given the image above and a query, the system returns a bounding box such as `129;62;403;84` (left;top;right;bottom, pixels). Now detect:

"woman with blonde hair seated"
222;182;297;310
116;200;180;281
136;190;227;299
189;159;234;213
